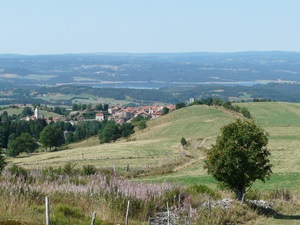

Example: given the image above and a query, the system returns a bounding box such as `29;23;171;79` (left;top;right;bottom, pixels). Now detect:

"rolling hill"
9;103;300;193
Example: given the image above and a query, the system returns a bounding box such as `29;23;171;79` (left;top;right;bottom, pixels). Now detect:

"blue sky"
1;0;299;54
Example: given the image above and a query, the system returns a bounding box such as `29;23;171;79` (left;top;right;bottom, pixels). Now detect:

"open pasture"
8;103;300;193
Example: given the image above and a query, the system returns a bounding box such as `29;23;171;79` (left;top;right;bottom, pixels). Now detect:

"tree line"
0;110;140;157
188;97;252;118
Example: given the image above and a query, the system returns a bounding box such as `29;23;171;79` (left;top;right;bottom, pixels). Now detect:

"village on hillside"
20;104;177;125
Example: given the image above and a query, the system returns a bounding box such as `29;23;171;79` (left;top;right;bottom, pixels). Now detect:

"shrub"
180;137;187;146
9;164;28;178
82;165;97;175
63;162;77;175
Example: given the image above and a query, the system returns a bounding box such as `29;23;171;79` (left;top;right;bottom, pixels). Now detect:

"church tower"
34;107;40;119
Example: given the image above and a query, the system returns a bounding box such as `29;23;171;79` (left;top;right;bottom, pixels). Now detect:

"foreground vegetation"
0;164;299;225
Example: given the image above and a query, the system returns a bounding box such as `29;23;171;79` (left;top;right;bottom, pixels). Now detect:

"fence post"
189;204;192;224
91;211;96;225
167;201;170;225
126;200;130;225
45;196;50;225
208;196;211;219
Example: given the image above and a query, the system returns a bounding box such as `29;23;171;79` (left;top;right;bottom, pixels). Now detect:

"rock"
202;198;233;209
150;211;178;225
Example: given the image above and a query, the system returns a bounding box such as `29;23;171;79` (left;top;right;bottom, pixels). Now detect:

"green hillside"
9;103;300;193
10;105;235;171
139;103;300;193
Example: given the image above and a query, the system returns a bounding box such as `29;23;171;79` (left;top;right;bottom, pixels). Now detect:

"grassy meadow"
8;103;300;192
4;103;300;224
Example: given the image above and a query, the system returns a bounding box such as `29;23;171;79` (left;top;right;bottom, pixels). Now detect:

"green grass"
8;103;300;194
6;102;300;224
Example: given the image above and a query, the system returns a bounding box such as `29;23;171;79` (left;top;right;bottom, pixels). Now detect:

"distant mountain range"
0;52;300;89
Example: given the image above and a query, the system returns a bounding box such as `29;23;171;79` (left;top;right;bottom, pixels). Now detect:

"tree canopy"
22;107;34;117
7;132;37;157
204;119;272;200
99;121;120;143
39;125;65;151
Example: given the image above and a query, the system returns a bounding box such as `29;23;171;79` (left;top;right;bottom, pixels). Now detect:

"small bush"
82;164;97;175
63;162;76;175
180;137;187;146
9;164;28;178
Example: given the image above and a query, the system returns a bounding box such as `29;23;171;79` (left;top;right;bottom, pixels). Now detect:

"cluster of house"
96;104;176;124
21;104;176;125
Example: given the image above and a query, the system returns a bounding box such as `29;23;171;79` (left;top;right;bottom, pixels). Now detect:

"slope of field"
9;103;300;194
233;102;300;192
138;102;300;194
10;105;235;172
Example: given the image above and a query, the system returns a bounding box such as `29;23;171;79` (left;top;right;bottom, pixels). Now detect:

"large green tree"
204;119;272;200
120;123;134;138
39;125;64;151
22;107;33;117
99;121;120;143
7;132;37;157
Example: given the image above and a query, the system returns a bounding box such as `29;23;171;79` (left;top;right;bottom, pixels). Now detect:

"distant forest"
1;83;300;106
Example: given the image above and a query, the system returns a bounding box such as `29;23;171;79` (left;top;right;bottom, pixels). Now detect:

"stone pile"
149;211;178;225
202;198;233;209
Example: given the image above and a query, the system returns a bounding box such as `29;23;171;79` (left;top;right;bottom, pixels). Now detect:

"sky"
1;0;300;55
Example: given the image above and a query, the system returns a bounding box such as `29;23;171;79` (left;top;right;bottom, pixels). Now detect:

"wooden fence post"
208;196;211;219
91;211;96;225
189;204;192;224
167;201;170;225
45;196;50;225
126;200;130;225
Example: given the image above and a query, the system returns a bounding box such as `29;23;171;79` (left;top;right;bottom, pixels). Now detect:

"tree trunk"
234;188;245;201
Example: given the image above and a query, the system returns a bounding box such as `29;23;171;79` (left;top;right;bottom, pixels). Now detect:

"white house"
95;113;104;122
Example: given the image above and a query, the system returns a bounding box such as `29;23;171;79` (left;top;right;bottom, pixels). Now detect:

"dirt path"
173;136;216;172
